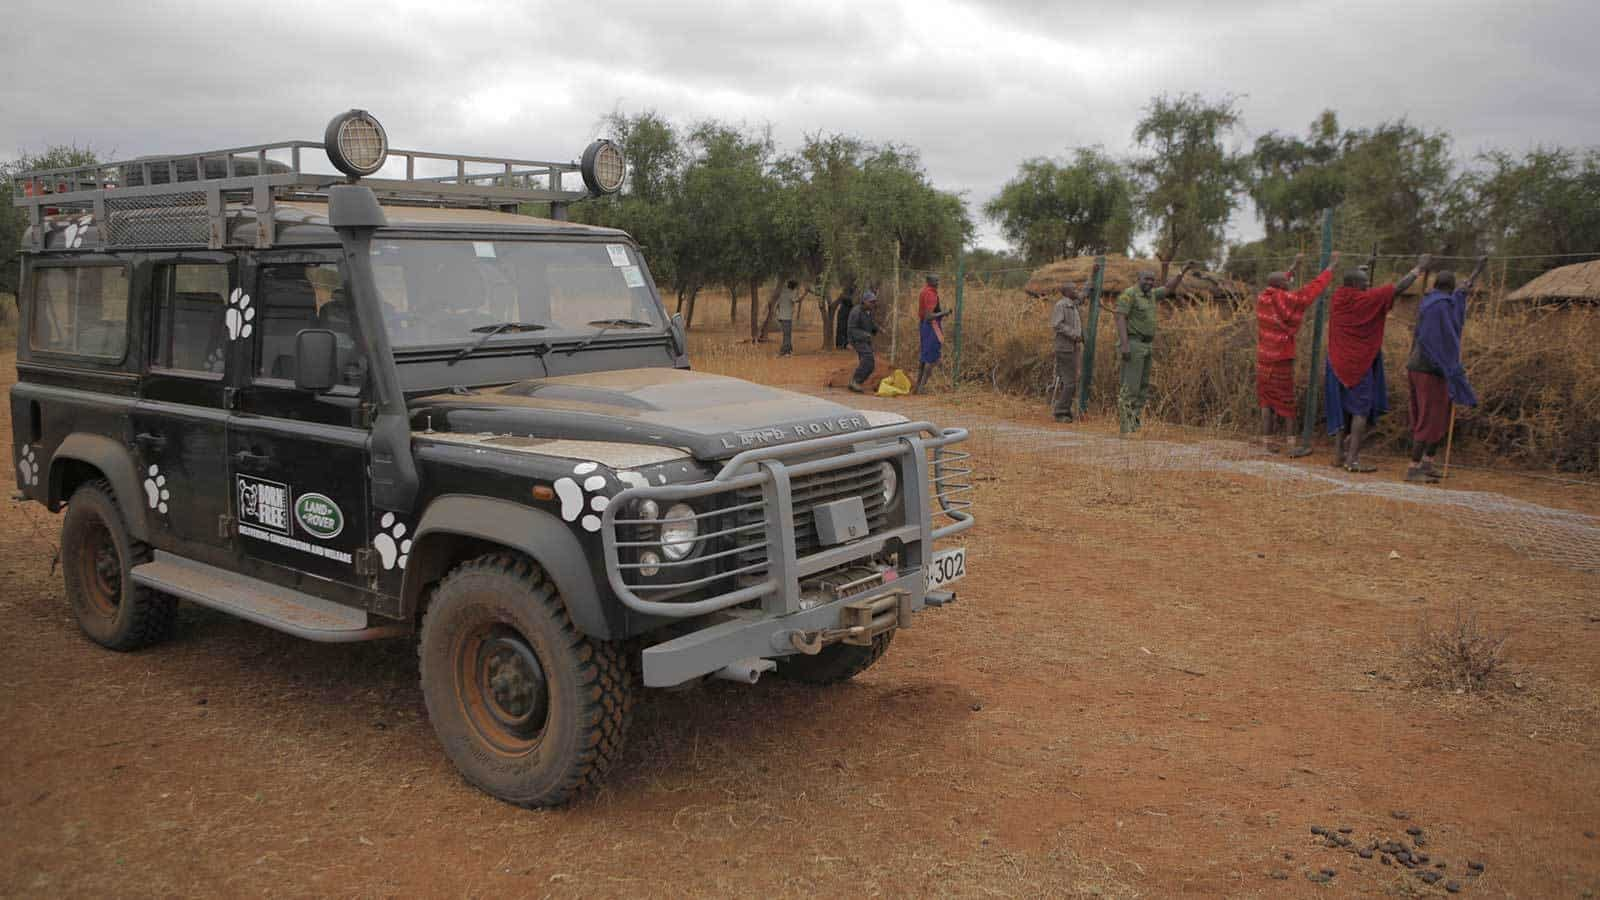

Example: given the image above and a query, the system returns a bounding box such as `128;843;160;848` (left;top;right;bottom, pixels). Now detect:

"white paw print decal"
63;215;93;249
373;512;412;570
16;445;40;488
143;464;170;514
553;461;611;533
225;288;255;340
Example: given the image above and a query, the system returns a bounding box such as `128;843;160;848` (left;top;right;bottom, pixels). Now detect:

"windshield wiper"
565;318;655;355
447;322;549;366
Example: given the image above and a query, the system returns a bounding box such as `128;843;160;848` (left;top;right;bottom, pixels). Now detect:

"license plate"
927;547;967;591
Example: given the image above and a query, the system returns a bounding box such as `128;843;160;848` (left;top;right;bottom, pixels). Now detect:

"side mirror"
668;312;688;358
294;329;340;393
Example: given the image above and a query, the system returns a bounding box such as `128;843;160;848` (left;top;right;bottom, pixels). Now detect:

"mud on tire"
418;553;633;807
776;630;894;685
60;480;176;651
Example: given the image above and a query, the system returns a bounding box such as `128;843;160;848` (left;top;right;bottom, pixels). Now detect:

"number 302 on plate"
926;547;967;591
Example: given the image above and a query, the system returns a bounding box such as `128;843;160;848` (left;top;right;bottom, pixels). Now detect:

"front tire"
60;480;175;650
776;631;894;685
418;553;632;807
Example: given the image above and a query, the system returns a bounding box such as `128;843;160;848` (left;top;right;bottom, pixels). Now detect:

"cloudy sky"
5;0;1597;250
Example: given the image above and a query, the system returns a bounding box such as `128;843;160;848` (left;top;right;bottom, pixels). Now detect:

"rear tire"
60;480;175;651
776;631;894;685
418;553;632;807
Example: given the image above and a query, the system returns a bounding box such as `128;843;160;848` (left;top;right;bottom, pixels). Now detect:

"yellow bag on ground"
876;369;911;396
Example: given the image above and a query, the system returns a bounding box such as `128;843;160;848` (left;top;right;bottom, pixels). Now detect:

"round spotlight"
580;139;626;195
660;503;699;561
638;551;662;578
324;110;389;178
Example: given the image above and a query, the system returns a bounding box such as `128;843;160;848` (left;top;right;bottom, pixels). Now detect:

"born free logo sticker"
294;493;344;540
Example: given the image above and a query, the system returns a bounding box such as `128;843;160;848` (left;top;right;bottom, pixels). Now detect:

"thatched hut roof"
1506;260;1600;304
1025;255;1250;304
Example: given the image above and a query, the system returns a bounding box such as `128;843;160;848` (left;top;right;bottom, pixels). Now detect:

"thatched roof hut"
1506;260;1600;304
1025;255;1250;304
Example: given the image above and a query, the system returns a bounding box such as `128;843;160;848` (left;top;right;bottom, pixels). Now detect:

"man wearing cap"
1049;281;1085;422
1114;262;1196;434
913;273;947;395
846;290;880;393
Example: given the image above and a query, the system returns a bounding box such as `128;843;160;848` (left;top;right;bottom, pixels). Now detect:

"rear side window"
29;266;130;359
152;264;230;372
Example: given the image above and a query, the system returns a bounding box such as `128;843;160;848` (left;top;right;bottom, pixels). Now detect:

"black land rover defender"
8;111;973;807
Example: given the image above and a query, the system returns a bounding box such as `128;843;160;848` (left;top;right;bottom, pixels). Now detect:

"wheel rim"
78;519;122;619
455;624;550;755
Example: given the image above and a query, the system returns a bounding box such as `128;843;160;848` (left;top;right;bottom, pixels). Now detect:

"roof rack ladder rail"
253;178;275;250
206;186;224;249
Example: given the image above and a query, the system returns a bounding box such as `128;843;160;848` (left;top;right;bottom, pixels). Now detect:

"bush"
1406;603;1510;693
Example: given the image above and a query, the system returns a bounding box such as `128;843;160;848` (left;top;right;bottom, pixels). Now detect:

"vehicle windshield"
369;238;664;349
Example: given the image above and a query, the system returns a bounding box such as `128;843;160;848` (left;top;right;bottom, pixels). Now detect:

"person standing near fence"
1404;256;1487;483
913;274;947;394
774;279;799;356
1049;281;1085;422
846;289;880;393
1325;253;1430;472
1114;262;1195;435
1255;250;1338;455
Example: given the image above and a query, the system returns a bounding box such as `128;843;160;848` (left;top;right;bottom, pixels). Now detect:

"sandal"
1286;446;1313;459
1344;461;1377;473
1405;467;1440;484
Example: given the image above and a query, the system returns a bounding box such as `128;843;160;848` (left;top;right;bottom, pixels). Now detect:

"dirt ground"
3;316;1598;898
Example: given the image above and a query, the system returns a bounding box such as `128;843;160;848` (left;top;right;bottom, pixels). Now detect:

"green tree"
1248;110;1344;242
983;147;1136;264
1472;147;1600;283
1;145;102;299
1131;93;1246;274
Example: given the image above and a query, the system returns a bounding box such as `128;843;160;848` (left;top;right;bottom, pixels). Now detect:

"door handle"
135;432;168;451
232;449;271;469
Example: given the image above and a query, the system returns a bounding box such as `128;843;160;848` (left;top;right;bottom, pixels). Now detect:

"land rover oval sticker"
294;493;345;540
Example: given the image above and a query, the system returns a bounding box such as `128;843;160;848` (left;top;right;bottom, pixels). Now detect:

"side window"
151;264;230;373
254;262;363;387
29;266;130;359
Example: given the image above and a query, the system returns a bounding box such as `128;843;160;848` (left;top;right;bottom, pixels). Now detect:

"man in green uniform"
1115;262;1196;434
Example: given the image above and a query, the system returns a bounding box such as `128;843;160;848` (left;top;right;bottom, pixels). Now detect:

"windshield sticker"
621;265;646;289
473;241;496;259
606;244;630;267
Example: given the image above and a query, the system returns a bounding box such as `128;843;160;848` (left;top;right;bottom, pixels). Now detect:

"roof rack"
12;138;597;252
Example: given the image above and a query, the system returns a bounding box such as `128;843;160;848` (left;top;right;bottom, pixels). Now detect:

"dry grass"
871;284;1600;472
1506;259;1600;303
1406;603;1512;693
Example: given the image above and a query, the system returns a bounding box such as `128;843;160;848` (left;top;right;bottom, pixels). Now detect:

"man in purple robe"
1404;256;1487;483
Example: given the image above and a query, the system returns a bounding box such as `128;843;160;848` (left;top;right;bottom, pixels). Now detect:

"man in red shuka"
1325;253;1430;472
1255;250;1338;456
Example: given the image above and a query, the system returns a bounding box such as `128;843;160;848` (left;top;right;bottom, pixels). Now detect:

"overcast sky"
5;0;1598;251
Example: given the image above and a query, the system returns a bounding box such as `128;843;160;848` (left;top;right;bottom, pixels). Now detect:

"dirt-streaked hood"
410;368;899;460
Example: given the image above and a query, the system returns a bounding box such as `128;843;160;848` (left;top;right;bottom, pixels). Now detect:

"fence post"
1079;254;1106;415
951;252;966;386
891;240;900;362
1299;208;1336;449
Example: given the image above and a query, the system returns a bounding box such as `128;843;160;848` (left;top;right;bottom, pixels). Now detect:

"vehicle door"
227;253;372;590
131;258;235;558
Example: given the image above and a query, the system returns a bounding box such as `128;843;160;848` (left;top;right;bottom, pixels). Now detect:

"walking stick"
1442;407;1456;477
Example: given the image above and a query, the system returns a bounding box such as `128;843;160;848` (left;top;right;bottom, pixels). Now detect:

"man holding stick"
1255;251;1338;455
1049;281;1085;422
1404;256;1487;483
913;274;948;395
1114;262;1195;435
1325;252;1430;472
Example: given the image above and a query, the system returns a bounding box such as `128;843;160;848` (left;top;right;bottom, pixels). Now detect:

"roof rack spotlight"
580;139;626;196
324;109;389;179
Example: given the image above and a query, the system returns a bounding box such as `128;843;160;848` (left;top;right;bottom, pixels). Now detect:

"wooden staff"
1441;256;1489;479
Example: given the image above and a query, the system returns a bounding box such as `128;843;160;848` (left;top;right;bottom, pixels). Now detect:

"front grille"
728;460;889;569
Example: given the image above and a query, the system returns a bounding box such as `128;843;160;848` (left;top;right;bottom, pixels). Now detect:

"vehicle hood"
409;368;892;461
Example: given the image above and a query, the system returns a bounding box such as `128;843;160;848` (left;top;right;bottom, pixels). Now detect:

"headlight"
324;109;388;178
878;461;899;504
660;502;699;560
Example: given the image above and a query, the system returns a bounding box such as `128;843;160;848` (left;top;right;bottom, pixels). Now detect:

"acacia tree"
1472;147;1600;283
1131;93;1245;275
1;146;102;299
984;147;1136;264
